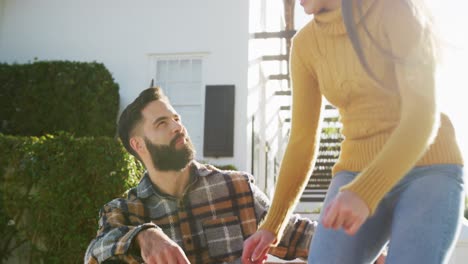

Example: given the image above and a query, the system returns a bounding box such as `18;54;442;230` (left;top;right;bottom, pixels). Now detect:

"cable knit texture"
260;0;464;239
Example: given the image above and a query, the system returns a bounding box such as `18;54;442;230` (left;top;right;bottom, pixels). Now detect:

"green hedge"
0;133;144;263
0;61;119;137
465;197;468;220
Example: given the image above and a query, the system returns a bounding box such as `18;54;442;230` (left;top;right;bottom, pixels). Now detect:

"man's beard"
144;133;195;171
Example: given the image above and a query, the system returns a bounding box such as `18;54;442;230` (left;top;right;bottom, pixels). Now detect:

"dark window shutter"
203;85;235;157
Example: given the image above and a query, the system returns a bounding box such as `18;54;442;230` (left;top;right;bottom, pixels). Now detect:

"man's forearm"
136;226;190;263
86;223;158;263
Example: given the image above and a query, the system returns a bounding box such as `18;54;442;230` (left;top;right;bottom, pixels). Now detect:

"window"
150;54;205;156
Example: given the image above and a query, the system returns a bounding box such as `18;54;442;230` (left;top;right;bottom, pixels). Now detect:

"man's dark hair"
118;87;169;159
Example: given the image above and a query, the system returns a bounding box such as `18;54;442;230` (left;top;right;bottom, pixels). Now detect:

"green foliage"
312;205;322;214
0;134;32;261
0;133;144;263
321;126;340;136
0;61;119;137
213;164;238;171
465;196;468;220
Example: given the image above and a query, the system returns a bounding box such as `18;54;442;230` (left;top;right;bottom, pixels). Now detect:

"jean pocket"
202;215;244;262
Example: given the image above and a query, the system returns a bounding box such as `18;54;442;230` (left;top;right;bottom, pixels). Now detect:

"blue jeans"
308;164;465;264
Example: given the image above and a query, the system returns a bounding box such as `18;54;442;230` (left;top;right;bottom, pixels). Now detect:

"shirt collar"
136;160;214;199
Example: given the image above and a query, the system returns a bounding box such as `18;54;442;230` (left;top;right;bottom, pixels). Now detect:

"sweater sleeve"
340;0;439;214
259;36;324;239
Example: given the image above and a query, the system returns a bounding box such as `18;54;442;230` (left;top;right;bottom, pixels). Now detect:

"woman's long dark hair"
341;0;437;84
341;0;378;82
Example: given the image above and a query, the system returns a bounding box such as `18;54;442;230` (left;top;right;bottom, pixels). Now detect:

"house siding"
0;0;250;170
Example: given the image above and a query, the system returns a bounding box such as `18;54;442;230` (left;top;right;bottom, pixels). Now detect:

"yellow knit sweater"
260;0;464;239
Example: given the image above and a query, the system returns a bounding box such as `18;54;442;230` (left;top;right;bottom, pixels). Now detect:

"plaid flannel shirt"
85;161;316;264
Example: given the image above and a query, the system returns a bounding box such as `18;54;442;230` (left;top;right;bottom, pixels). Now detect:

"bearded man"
84;87;316;264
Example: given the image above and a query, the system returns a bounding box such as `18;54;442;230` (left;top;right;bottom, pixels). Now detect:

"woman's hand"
241;229;276;263
322;190;370;235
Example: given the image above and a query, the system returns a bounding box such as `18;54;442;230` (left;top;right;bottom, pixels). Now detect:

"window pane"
192;59;202;82
179;59;191;82
156;60;167;81
168;60;179;81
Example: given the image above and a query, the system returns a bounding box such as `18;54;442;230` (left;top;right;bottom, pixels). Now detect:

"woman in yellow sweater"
242;0;465;263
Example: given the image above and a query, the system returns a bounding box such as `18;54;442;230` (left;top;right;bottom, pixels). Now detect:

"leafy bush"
465;197;468;220
212;164;238;171
0;135;30;261
0;133;144;263
0;61;119;137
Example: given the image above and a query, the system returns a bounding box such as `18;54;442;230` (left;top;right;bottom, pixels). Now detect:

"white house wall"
0;0;250;170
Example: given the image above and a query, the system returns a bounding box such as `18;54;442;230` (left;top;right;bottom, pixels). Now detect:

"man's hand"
241;229;275;264
136;227;190;264
322;190;370;235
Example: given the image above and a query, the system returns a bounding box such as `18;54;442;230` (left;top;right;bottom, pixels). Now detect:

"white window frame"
148;53;208;159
